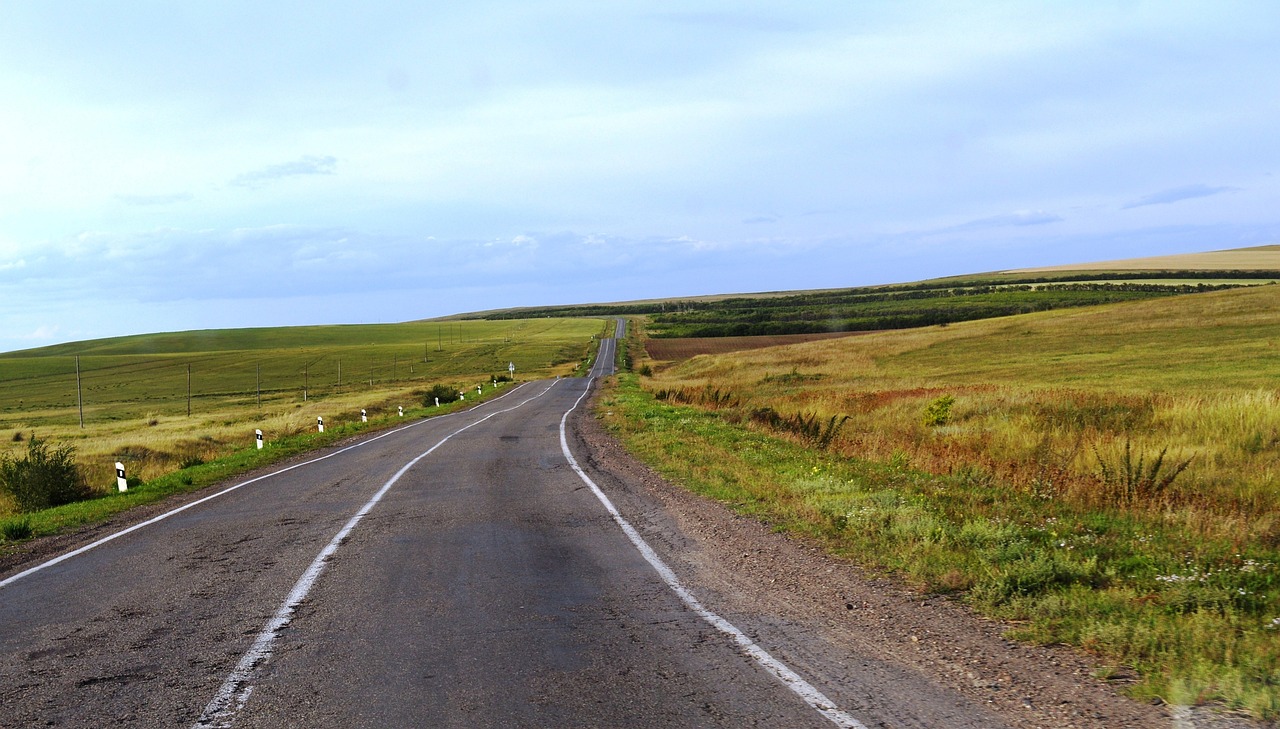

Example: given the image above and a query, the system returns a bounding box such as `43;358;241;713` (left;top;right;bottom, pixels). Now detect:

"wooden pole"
187;363;192;417
76;356;84;428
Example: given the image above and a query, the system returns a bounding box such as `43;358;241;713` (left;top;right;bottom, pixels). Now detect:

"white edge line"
557;371;867;729
0;382;537;591
194;379;562;728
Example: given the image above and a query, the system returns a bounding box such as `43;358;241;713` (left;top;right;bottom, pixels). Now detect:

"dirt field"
644;331;868;361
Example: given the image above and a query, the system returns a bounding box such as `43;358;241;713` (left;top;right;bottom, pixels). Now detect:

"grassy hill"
608;280;1280;718
477;245;1280;338
0;318;604;493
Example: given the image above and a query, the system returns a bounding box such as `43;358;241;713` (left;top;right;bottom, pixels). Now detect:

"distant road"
1;318;1048;728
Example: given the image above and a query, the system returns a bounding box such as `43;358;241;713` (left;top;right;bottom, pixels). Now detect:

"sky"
2;1;1278;353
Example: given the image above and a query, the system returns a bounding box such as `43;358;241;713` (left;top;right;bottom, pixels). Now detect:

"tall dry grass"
641;285;1280;539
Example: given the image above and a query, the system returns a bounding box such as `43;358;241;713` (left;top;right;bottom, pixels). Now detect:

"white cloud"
115;193;194;206
1122;184;1239;210
230;155;338;188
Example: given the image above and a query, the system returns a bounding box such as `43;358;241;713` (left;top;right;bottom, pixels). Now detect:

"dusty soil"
573;387;1271;729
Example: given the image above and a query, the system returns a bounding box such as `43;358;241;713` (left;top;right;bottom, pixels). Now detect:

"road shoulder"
571;383;1267;729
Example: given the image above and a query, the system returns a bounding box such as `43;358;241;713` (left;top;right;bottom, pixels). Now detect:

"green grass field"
0;318;604;509
608;284;1280;718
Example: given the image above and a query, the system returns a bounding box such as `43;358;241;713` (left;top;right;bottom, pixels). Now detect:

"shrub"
1093;438;1193;505
921;395;955;427
422;383;461;407
0;436;95;513
749;407;849;449
2;516;32;541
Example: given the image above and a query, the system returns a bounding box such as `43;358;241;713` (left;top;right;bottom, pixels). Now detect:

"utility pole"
256;364;261;408
76;356;84;428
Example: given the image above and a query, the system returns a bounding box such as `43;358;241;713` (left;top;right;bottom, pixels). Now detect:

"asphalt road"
1;321;1015;728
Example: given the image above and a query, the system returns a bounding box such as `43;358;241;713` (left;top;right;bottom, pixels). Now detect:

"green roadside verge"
0;383;522;558
598;373;1280;719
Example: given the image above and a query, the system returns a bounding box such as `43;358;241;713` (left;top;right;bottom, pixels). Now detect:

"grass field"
0;318;604;512
606;284;1280;718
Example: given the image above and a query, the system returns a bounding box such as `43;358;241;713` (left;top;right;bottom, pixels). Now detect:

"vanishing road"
0;321;1171;728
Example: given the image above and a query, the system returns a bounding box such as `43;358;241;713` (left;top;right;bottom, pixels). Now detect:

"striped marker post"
255;429;264;450
317;416;325;433
115;462;128;492
361;409;367;423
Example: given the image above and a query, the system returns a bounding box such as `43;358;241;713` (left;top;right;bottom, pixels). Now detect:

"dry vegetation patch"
644;331;868;361
615;284;1280;719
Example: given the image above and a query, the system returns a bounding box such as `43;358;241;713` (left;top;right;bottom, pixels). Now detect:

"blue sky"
2;2;1278;352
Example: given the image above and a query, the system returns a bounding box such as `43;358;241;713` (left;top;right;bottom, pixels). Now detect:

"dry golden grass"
1014;244;1280;273
640;284;1280;531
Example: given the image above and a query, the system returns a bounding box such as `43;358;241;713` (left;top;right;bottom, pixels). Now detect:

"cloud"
649;11;803;33
943;210;1064;233
743;215;778;225
19;325;60;341
114;192;193;206
230;155;338;188
1122;184;1239;209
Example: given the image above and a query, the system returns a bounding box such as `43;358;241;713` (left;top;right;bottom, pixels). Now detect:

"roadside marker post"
361;409;368;423
317;416;325;433
434;397;440;407
255;429;264;450
476;385;482;396
398;406;404;417
115;462;128;492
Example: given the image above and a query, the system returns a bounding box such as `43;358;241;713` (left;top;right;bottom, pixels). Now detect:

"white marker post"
398;406;404;417
255;429;264;450
476;385;482;396
434;397;440;407
317;416;325;433
361;409;368;423
508;361;515;377
459;391;465;401
115;462;128;492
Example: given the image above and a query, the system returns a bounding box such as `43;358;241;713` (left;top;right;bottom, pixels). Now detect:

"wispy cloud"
231;155;338;188
19;325;60;341
114;192;193;206
649;11;802;33
1122;183;1238;209
942;210;1063;233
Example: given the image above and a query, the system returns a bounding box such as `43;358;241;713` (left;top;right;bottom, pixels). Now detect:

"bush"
2;516;33;541
0;436;95;513
921;395;955;427
422;383;461;407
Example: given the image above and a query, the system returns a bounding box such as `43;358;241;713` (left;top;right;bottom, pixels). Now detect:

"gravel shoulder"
572;384;1270;729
